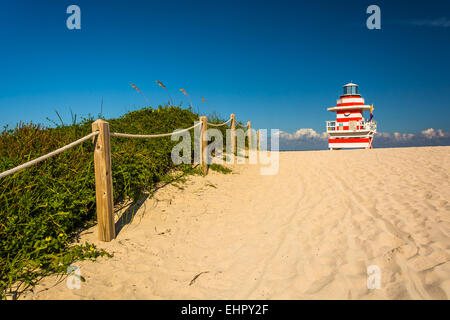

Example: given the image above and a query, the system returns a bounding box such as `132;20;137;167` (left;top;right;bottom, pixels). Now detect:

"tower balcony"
326;120;377;135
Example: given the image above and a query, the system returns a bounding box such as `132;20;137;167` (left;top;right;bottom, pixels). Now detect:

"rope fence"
110;122;202;139
236;121;248;128
0;113;259;242
206;117;232;127
0;131;100;179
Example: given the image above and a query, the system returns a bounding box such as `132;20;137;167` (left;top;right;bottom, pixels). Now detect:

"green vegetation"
209;163;232;174
0;105;215;299
206;111;249;153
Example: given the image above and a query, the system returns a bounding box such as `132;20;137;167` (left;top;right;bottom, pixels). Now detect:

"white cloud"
375;128;450;148
421;128;446;139
275;127;450;150
393;132;415;141
411;17;450;28
375;128;448;141
278;128;327;141
395;17;450;28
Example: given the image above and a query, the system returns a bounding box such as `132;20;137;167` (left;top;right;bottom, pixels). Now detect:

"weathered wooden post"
92;119;115;242
230;113;236;155
200;116;208;175
247;121;252;150
257;129;260;151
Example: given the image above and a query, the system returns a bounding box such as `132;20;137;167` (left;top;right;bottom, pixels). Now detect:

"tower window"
343;85;358;95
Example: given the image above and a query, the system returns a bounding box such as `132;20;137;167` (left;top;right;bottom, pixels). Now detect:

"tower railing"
326;120;377;133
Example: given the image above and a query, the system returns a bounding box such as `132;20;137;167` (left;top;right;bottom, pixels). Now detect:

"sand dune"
21;146;450;299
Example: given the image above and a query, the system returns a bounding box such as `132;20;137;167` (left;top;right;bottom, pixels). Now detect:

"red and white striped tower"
326;83;377;149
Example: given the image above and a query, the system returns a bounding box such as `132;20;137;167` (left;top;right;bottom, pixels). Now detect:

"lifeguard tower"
326;83;377;149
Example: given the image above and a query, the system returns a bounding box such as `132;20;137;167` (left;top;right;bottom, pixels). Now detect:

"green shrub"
0;106;200;298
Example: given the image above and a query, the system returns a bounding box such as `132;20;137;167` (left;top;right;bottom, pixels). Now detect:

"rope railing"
236;121;248;128
206;117;232;127
110;122;202;139
0;131;100;179
1;113;256;242
0;123;204;179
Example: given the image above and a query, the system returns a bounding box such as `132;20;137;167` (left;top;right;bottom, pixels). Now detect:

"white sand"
21;146;450;299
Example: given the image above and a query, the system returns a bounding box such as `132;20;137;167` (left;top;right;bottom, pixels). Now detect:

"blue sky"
0;0;449;148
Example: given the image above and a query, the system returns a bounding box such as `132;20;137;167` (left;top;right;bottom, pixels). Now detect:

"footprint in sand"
396;244;418;260
407;250;450;272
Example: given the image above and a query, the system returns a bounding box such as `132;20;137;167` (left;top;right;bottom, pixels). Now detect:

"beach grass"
0;105;212;298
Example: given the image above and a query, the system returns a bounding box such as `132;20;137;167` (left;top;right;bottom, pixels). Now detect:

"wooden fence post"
200;116;208;175
257;129;260;151
247;121;252;150
92;119;115;242
230;113;236;155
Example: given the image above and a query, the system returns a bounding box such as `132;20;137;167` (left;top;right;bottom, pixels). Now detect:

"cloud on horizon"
394;17;450;28
275;128;450;150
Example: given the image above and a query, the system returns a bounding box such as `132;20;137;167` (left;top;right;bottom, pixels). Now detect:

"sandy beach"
21;146;450;300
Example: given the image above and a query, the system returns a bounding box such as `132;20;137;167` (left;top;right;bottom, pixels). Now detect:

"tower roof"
343;82;358;87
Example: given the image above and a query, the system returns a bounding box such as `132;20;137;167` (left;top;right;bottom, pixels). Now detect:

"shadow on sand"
114;164;201;237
